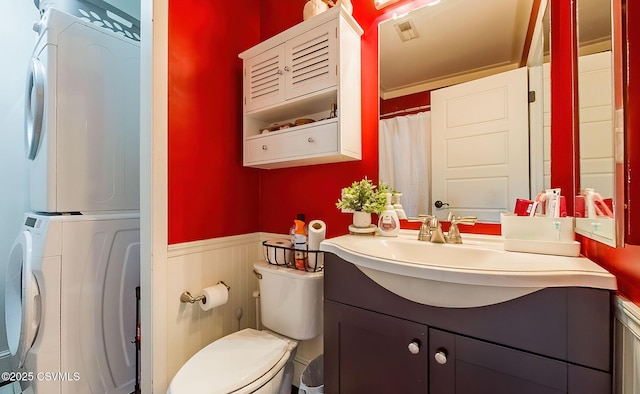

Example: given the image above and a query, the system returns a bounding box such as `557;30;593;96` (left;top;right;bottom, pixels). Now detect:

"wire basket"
263;240;324;272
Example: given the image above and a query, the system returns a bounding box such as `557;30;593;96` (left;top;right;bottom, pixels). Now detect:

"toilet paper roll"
265;239;293;265
308;220;326;269
199;283;229;311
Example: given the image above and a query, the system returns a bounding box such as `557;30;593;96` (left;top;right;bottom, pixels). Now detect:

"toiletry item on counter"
528;188;567;218
514;198;535;216
291;214;308;269
545;188;561;218
378;193;400;237
391;192;407;220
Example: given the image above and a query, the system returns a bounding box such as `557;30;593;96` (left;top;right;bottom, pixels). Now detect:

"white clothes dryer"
5;212;140;394
26;8;140;214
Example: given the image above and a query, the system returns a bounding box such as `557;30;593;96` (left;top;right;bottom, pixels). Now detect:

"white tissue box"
500;213;580;257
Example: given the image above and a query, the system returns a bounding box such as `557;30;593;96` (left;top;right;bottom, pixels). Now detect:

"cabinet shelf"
245;88;337;126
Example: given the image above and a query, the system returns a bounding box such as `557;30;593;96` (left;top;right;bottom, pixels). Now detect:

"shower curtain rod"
380;104;431;118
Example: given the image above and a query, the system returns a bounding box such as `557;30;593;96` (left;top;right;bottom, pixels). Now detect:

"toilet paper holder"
180;281;230;304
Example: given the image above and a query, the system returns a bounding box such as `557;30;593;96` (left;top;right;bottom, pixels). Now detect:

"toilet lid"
168;328;292;394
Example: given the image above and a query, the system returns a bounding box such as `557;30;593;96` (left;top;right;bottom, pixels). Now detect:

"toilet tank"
253;261;323;340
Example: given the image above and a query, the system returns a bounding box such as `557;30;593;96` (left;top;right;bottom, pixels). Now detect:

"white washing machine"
25;7;140;214
5;213;140;394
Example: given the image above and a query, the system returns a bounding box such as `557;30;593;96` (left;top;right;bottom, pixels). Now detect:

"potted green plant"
336;178;389;228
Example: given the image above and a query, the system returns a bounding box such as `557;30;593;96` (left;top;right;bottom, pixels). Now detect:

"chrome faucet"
409;215;446;243
410;213;478;243
428;216;447;243
445;212;478;244
408;215;433;241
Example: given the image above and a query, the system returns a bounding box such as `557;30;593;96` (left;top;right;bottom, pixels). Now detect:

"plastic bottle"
291;214;308;269
378;193;400;237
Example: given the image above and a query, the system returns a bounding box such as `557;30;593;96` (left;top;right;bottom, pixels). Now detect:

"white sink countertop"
319;230;617;308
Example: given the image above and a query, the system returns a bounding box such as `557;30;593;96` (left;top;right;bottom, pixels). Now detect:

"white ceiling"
379;0;535;99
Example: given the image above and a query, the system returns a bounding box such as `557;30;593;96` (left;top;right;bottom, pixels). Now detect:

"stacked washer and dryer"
5;1;141;393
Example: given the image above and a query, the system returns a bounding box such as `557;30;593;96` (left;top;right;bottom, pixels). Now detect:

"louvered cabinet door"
284;20;337;101
244;44;286;113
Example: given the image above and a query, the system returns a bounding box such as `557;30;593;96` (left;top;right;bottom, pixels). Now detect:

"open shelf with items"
263;240;324;272
239;6;363;169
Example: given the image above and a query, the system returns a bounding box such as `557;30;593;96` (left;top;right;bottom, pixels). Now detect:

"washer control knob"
434;350;448;365
32;21;43;33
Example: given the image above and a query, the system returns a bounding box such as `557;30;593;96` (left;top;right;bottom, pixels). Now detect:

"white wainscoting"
614;296;640;394
166;232;263;382
165;232;323;388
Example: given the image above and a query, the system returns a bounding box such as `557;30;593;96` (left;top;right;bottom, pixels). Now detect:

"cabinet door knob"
262;145;268;150
276;69;283;75
407;341;421;355
307;137;314;143
434;350;448;365
284;66;290;72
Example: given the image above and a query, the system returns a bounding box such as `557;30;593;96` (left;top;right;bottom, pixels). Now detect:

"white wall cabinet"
239;6;363;169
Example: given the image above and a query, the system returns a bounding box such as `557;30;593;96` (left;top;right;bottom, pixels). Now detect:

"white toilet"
167;260;324;394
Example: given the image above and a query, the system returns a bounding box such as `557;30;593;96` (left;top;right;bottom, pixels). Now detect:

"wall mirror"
574;0;624;247
378;0;548;222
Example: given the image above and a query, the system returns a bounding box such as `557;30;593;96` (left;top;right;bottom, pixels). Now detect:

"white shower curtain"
379;111;430;218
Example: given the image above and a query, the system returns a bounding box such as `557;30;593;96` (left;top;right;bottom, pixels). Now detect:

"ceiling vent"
394;19;419;42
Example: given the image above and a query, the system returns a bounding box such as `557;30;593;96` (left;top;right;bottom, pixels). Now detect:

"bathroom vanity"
321;232;616;393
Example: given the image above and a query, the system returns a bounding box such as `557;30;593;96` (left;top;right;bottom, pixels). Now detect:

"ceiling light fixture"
374;0;400;10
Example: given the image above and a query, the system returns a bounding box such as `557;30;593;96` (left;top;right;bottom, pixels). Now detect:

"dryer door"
5;230;41;368
24;57;46;160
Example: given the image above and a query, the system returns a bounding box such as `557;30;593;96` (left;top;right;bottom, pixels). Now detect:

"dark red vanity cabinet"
324;253;613;394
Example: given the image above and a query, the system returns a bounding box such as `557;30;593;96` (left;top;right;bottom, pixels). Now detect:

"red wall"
168;0;640;304
380;91;431;117
168;0;261;243
257;0;382;238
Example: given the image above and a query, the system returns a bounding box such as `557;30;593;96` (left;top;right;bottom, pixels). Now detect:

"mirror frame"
549;0;580;220
623;0;640;245
572;0;624;247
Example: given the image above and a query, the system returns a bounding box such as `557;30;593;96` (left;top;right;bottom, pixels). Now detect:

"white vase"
303;0;329;21
337;0;353;15
352;211;372;228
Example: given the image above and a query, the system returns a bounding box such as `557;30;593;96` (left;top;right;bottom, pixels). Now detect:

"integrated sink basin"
319;230;616;308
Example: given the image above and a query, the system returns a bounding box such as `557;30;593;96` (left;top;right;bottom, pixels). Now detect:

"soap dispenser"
378;193;400;237
392;192;407;220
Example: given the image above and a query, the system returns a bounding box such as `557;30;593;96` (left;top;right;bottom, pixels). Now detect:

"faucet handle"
446;214;477;244
447;212;477;225
407;214;433;222
451;216;478;225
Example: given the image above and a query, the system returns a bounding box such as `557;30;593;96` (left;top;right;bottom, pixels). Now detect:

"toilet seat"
167;328;296;394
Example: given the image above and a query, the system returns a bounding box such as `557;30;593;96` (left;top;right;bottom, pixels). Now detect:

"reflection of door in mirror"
378;0;545;221
575;0;619;246
431;68;530;222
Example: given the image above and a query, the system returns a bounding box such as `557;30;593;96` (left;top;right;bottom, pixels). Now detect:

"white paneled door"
431;67;530;222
